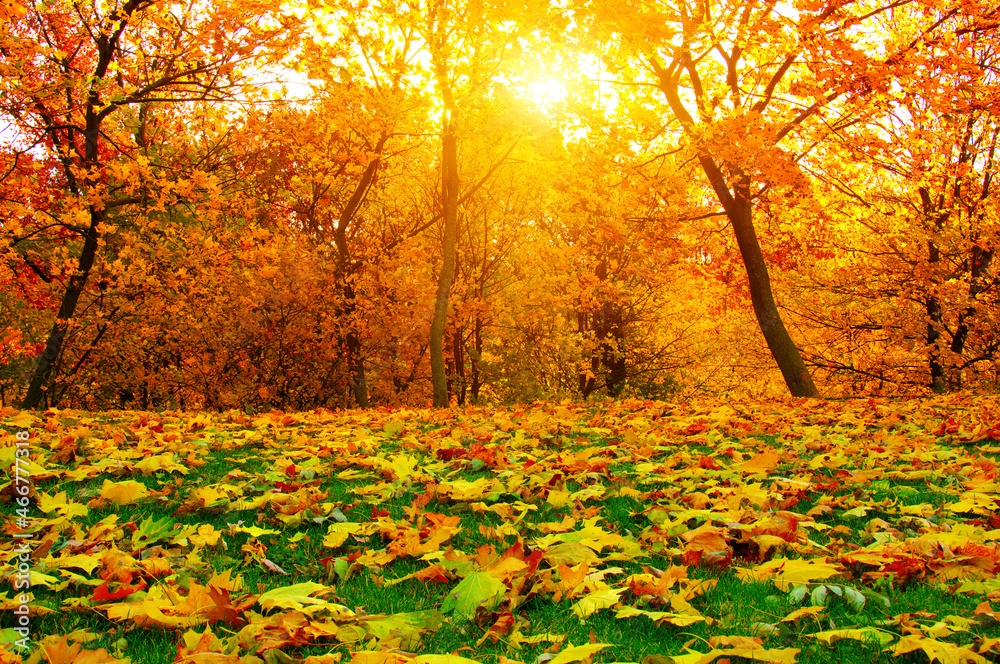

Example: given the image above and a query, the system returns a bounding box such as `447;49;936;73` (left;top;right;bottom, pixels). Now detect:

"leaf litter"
2;395;1000;664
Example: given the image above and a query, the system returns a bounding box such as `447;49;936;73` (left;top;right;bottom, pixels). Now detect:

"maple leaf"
189;525;224;548
737;558;844;591
131;516;177;549
892;634;989;664
414;656;484;664
680;524;730;567
96;480;150;506
805;627;896;646
615;606;706;627
571;586;624;618
323;522;371;548
555;562;591;599
257;582;337;613
669;646;799;664
138;557;174;579
9;412;36;428
36;492;89;518
135;452;188;476
92;573;147;602
362;610;445;650
548;643;616;664
42;553;102;575
540;539;600;566
175;627;243;663
442;571;506;619
738;448;783;474
34;636;131;664
347;653;412;664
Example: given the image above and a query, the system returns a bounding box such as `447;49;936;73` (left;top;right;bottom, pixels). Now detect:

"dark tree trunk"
344;310;368;408
577;309;598;398
926;240;947;393
430;129;460;407
920;187;950;392
682;150;819;397
720;174;819;397
21;212;102;408
952;243;996;360
453;327;466;405
331;135;388;409
651;55;819;398
470;317;483;403
600;303;627;397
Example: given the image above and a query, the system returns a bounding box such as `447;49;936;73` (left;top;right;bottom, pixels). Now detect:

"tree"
251;95;402;408
791;27;1000;392
1;0;298;408
575;0;1000;397
446;101;561;404
422;0;499;407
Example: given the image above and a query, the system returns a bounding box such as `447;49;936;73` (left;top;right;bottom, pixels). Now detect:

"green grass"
3;399;1000;664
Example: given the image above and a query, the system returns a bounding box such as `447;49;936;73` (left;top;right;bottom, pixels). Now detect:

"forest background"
2;0;999;412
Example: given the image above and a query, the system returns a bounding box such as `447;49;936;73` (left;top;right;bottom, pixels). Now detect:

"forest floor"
2;395;1000;664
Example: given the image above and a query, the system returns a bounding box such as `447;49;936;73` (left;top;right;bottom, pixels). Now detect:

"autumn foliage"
1;0;999;408
2;396;1000;663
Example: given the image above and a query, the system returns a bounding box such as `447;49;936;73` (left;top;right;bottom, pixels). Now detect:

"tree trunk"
601;303;627;397
470;316;483;403
730;194;818;397
925;241;947;393
331;136;387;409
336;279;369;409
21;234;96;408
699;160;820;397
952;243;995;360
577;309;598;398
453;326;466;405
650;56;819;398
919;187;949;393
346;325;369;408
22;66;110;408
21;210;102;409
430;129;460;407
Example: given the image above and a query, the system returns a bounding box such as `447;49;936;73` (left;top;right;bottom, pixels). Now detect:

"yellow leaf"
323;523;369;548
807;628;896;646
615;607;706;626
780;606;825;623
737;557;843;591
43;554;102;574
739;449;782;474
415;656;483;664
98;480;150;505
571;587;623;618
135;453;188;476
9;412;36;428
189;525;221;548
892;635;988;664
543;542;600;566
669;646;799;664
257;582;335;612
37;491;89;517
549;643;615;664
547;489;572;508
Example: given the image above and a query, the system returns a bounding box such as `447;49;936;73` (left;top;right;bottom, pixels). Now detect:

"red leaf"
92;573;147;602
699;456;720;470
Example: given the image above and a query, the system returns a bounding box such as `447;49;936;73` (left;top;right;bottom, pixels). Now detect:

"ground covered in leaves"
2;396;1000;664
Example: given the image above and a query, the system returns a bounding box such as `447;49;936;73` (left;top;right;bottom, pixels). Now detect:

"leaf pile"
2;395;1000;664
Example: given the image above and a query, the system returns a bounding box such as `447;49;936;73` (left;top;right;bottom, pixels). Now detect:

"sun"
519;76;568;115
